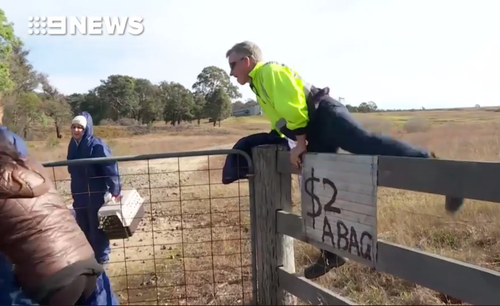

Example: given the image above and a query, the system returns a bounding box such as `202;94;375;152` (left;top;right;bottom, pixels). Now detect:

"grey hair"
225;41;263;62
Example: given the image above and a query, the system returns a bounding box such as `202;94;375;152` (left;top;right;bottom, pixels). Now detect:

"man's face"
228;52;251;85
71;124;84;140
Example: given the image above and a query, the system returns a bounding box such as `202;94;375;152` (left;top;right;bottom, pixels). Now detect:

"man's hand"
290;134;307;170
290;145;306;170
290;137;307;170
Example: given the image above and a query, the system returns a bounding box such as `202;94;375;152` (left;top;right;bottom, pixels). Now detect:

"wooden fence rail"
251;145;500;305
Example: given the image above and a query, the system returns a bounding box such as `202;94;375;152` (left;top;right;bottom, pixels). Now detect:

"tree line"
67;68;242;128
345;101;378;113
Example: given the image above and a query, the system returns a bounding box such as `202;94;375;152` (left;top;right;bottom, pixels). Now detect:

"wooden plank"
378;156;500;203
278;213;500;305
313;195;376;226
252;145;295;305
281;152;500;204
309;168;377;196
316;196;377;217
278;267;357;305
304;213;375;236
377;240;500;305
277;151;374;174
277;151;300;174
308;157;375;175
276;211;374;267
311;152;374;164
301;153;378;267
317;180;377;196
276;211;307;241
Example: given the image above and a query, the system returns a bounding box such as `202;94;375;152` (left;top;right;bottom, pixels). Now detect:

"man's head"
70;115;87;141
226;41;263;85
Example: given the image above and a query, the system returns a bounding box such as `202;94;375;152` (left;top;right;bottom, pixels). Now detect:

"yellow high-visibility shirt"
248;61;310;137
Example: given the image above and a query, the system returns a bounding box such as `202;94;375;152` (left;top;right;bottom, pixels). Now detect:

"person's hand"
111;195;120;203
104;192;120;204
290;144;307;170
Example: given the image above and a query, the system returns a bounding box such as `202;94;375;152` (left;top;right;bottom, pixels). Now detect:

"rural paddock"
30;109;500;305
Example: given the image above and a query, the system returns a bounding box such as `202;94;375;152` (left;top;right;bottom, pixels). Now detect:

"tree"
134;78;162;125
345;104;358;113
192;93;206;125
367;101;378;111
39;75;72;138
192;66;241;100
97;75;139;120
4;92;43;138
162;82;194;125
205;88;231;126
232;100;245;112
6;46;41;94
0;10;21;123
3;46;45;132
66;93;86;115
0;10;19;94
358;101;378;113
79;89;108;125
244;99;258;107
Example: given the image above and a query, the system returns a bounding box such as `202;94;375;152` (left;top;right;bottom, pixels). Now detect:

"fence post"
252;145;296;305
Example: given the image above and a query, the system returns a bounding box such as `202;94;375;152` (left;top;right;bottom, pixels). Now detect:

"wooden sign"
301;153;378;267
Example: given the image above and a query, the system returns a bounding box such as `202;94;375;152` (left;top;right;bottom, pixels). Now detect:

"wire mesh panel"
43;150;255;305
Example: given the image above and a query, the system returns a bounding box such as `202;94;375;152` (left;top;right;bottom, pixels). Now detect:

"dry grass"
31;109;500;305
30;120;266;182
28;121;263;163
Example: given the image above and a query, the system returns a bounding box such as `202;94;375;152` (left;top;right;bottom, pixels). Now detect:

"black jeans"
306;95;431;157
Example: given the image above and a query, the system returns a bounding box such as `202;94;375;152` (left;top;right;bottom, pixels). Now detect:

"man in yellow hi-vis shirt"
225;41;462;279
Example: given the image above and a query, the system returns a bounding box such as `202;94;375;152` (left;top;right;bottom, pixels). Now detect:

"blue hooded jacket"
67;112;121;264
67;111;121;200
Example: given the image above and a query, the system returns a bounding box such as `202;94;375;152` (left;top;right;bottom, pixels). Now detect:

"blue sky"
3;0;499;110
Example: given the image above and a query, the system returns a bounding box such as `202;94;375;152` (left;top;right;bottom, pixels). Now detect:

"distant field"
364;108;500;126
31;107;500;305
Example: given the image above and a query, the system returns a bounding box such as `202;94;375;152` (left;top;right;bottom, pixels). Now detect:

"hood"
80;111;94;142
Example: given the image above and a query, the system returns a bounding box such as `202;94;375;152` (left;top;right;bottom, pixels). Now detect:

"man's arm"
331;106;431;157
260;64;309;146
92;144;121;196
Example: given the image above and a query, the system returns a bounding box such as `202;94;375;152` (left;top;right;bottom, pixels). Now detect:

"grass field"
30;107;500;305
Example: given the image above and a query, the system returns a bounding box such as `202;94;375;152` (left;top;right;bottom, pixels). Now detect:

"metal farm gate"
43;149;256;305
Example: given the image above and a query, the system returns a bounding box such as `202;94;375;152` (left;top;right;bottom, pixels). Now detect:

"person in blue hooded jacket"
67;112;121;265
